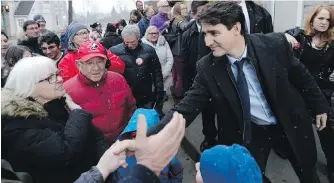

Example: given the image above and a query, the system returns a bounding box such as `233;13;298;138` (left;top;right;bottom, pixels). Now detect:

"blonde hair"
144;25;160;39
173;2;186;24
304;4;334;48
4;56;57;98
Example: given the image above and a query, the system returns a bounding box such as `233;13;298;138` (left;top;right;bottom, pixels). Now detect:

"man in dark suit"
148;2;328;183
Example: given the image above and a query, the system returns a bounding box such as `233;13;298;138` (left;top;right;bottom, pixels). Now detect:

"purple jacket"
150;12;169;32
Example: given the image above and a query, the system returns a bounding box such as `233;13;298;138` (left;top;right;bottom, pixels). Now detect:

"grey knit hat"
67;21;88;42
33;14;45;22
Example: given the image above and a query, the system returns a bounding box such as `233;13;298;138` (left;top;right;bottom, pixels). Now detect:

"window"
17;19;25;28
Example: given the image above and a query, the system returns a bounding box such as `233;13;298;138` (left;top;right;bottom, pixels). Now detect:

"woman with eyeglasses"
1;45;32;87
58;21;125;82
58;21;90;82
1;56;109;183
142;25;173;102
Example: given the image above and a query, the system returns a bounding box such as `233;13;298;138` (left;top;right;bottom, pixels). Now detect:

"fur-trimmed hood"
1;89;48;118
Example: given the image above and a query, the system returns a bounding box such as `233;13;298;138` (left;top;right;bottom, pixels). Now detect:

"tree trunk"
68;0;73;25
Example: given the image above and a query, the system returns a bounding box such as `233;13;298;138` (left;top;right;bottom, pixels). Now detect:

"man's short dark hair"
38;32;61;47
23;20;39;31
136;0;142;6
191;1;209;15
197;2;246;35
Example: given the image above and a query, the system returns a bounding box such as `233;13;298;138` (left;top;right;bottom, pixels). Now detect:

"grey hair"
121;25;140;39
4;56;57;98
144;25;160;39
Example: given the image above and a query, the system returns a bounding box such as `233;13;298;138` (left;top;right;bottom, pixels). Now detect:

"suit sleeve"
147;60;211;136
283;34;329;115
73;167;104;183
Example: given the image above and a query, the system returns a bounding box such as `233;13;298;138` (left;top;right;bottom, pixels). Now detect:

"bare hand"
96;142;127;181
165;20;171;26
329;72;334;82
316;113;327;131
284;33;299;48
112;112;185;176
64;93;81;110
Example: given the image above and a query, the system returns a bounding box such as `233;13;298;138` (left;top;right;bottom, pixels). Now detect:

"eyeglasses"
75;31;90;36
148;32;159;36
38;71;61;84
160;5;169;8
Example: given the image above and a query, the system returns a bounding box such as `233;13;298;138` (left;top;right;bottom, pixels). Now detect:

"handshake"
92;112;185;181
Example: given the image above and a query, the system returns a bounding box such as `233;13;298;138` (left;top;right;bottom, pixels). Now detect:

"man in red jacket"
58;21;125;82
63;40;136;144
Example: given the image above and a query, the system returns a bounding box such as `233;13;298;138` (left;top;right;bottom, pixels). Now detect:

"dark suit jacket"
148;33;328;171
246;1;273;34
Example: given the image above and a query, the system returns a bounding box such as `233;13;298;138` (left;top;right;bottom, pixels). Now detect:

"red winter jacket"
58;49;125;82
63;71;136;143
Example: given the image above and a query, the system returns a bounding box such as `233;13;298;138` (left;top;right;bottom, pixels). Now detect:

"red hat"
77;40;107;62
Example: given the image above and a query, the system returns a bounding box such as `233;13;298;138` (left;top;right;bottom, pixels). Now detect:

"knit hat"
33;14;45;22
200;144;262;183
66;21;88;42
119;108;160;137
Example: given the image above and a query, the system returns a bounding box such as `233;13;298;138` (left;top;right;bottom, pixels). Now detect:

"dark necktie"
234;58;252;145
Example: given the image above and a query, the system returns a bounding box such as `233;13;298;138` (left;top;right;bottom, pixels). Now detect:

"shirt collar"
227;45;247;64
196;21;201;32
239;0;247;9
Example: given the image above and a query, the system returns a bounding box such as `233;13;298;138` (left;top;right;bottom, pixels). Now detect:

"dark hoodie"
17;35;43;56
100;32;123;49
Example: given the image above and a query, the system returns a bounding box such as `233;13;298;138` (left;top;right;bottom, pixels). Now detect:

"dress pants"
246;123;320;183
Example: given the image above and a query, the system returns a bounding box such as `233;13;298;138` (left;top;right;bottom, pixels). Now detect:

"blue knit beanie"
200;144;262;183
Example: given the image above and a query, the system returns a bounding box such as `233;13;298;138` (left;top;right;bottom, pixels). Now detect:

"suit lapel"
246;35;278;112
211;55;243;125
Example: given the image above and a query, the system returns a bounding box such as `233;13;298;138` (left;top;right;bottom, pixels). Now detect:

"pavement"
162;96;331;183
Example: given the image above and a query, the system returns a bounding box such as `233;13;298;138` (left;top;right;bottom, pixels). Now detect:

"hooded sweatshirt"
200;144;262;183
113;108;183;183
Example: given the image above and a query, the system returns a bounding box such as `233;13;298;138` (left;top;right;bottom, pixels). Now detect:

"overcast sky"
73;0;136;13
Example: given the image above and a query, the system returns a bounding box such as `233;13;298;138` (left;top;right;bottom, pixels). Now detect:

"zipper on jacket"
226;65;246;143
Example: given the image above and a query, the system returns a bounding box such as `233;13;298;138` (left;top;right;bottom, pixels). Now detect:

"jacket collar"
77;71;107;87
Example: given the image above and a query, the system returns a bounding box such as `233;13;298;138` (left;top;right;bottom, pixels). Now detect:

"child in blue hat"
196;144;262;183
113;108;183;183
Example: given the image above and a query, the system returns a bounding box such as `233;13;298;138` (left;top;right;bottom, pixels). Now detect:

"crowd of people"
1;0;334;183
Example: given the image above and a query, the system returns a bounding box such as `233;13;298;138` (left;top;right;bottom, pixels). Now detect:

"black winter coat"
110;42;164;111
1;89;109;183
245;1;273;34
149;33;328;172
17;36;44;56
100;32;123;49
286;27;334;96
